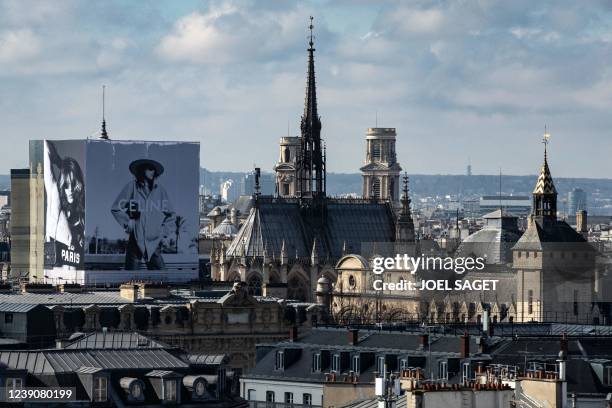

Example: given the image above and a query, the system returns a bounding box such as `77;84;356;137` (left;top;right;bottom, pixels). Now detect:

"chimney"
560;333;568;355
289;326;298;342
419;333;429;349
576;210;587;234
460;332;470;358
348;329;359;346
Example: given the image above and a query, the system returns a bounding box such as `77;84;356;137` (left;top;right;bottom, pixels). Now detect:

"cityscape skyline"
1;1;612;177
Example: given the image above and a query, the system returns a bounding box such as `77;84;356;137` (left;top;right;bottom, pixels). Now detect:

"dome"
211;218;238;237
207;206;222;217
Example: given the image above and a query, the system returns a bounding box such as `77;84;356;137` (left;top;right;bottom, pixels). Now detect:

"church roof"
533;156;557;195
211;218;238;237
225;197;396;260
513;218;595;251
455;209;521;265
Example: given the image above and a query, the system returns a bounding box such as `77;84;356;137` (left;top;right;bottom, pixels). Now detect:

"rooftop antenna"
100;85;109;140
499;168;502;212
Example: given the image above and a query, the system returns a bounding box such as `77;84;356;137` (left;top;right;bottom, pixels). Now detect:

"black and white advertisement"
84;140;199;271
43;140;86;270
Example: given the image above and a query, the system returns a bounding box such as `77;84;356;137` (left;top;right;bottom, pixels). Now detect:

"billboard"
42;139;199;277
43;140;86;270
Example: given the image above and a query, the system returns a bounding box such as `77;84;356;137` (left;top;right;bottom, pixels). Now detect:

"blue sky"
1;0;611;177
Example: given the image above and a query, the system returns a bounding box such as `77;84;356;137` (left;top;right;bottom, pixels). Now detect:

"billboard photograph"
85;140;199;271
43;140;86;271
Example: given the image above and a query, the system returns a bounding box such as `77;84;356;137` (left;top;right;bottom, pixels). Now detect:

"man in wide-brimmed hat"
111;158;175;270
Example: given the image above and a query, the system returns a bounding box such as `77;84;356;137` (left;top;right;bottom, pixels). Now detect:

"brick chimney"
289;326;298;342
348;329;359;346
419;333;429;349
460;332;470;358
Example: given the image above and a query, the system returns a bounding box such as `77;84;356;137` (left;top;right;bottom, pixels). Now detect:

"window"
462;363;471;384
439;361;448;381
352;355;360;373
399;358;407;371
312;352;321;372
282;183;290;196
164;380;177;402
247;389;256;400
574;290;579;316
348;275;356;288
6;378;22;390
285;392;294;405
4;313;13;324
93;377;108;402
377;356;385;375
266;391;275;405
284;147;291;163
303;393;312;406
332;354;341;372
275;350;285;370
528;290;534;315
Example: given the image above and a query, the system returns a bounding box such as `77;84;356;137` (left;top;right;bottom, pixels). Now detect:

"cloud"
0;29;40;63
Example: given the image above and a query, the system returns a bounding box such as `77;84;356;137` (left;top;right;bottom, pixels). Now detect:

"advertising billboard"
42;139;199;279
84;140;199;271
43;140;86;270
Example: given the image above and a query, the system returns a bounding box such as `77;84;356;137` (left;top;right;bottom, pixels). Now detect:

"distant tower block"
360;128;402;206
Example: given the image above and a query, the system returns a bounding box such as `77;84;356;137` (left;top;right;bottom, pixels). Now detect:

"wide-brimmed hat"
129;159;164;177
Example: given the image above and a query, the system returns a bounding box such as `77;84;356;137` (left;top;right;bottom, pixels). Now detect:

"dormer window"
164;379;177;402
312;352;321;372
331;354;341;372
93;376;108;402
351;355;360;373
275;350;285;370
377;356;385;374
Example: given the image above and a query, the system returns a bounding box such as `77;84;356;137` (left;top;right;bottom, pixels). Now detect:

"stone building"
360;127;402;206
211;21;411;302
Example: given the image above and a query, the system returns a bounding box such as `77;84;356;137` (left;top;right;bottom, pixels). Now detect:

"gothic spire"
100;85;109;140
396;172;415;242
296;16;325;199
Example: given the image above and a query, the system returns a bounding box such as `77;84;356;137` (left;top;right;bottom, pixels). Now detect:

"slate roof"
226;197;396;260
513;217;595;251
0;349;188;374
0;291;130;305
65;331;168;350
0;303;43;313
455;210;522;265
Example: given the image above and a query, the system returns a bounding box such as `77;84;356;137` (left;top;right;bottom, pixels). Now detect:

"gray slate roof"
226;197;396;260
65;331;168;350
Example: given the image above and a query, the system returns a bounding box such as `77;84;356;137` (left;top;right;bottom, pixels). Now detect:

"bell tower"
360;127;401;206
532;127;557;223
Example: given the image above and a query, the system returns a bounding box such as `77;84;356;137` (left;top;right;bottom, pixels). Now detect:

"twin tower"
274;127;402;205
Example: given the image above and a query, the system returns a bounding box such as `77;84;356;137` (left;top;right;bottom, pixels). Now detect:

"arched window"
283;147;291;163
372;178;381;199
247;274;262;296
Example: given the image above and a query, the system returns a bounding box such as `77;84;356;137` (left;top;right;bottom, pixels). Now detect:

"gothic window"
247;274;262;296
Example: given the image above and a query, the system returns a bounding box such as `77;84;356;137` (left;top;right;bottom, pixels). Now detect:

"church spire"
396;173;415;242
296;16;325;199
100;85;109;140
532;127;557;219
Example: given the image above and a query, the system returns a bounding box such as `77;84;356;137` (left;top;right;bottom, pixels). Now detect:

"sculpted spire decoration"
296;16;325;199
532;127;557;219
396;172;415;242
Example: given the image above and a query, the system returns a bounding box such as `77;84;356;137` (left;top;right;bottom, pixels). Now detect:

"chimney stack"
560;333;568;355
460;332;470;358
576;210;587;234
348;328;359;346
419;333;429;349
290;326;298;342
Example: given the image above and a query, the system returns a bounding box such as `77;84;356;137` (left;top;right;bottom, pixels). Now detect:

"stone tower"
360;127;402;206
273;136;300;197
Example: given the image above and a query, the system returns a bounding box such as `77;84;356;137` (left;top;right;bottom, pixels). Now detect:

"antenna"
100;85;109;139
499;168;502;211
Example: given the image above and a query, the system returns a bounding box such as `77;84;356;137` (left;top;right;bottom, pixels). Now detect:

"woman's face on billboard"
145;167;155;180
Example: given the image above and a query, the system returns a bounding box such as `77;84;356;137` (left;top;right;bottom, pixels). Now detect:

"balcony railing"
248;402;321;408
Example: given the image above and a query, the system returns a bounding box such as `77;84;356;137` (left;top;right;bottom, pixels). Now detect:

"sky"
1;0;612;177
